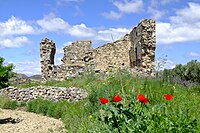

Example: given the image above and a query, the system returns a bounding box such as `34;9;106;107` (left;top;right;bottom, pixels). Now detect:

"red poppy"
142;98;148;104
113;95;122;102
138;94;146;101
138;94;148;104
165;94;173;100
100;98;109;104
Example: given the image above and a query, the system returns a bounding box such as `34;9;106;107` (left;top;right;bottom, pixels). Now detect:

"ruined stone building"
40;19;156;81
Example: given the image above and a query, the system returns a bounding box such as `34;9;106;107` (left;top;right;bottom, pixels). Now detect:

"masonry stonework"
40;19;156;81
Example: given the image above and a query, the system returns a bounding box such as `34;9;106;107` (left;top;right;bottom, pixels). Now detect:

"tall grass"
1;70;200;132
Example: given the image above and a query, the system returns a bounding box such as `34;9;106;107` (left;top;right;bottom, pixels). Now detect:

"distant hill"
9;73;41;85
29;75;41;80
14;73;29;79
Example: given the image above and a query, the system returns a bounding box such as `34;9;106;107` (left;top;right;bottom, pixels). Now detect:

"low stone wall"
0;86;88;102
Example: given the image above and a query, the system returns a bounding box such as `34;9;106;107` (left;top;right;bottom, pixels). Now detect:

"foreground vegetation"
1;70;200;132
0;57;200;132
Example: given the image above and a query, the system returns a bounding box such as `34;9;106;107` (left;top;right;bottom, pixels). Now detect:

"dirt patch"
0;108;66;133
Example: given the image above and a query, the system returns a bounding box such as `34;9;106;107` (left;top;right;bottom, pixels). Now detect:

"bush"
2;100;18;110
160;60;200;87
0;57;15;89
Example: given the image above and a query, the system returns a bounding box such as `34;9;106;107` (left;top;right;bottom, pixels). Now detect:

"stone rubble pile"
0;86;88;102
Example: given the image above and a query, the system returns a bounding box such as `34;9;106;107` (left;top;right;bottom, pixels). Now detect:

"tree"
0;57;15;89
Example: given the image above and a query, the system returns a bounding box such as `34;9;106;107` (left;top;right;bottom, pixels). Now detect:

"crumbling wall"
61;40;94;70
92;19;156;74
129;19;156;74
93;34;131;71
40;38;56;81
40;19;156;81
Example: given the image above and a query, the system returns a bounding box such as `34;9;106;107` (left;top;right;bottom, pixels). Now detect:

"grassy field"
1;70;200;132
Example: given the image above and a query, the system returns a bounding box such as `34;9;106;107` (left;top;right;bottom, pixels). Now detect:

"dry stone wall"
0;86;88;102
40;19;156;81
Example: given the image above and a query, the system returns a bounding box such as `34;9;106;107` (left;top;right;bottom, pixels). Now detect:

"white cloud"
157;2;200;44
102;11;122;20
56;48;64;54
147;0;166;20
63;41;72;46
0;16;35;36
155;58;176;70
9;60;41;76
170;2;200;24
164;59;176;69
160;0;178;5
37;13;70;32
55;57;63;65
0;16;35;48
148;9;165;20
113;0;143;13
37;13;96;38
69;24;96;38
0;36;31;48
188;52;200;57
96;28;131;42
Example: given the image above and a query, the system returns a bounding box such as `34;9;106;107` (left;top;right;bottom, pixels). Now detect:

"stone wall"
93;34;131;71
40;19;156;81
0;86;88;102
129;19;156;73
40;38;56;81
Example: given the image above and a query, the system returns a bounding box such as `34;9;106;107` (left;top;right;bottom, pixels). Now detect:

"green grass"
1;70;200;132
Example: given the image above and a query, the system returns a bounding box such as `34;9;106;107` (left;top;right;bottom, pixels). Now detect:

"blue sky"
0;0;200;76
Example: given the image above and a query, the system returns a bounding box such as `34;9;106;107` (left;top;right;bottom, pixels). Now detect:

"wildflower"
138;94;145;101
142;98;148;104
109;81;112;84
165;94;173;100
100;98;109;104
138;94;148;104
113;95;122;102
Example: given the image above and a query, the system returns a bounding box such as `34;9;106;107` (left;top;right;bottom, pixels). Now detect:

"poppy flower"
138;94;148;104
138;94;146;101
142;98;148;104
100;98;109;104
113;95;122;102
165;94;173;100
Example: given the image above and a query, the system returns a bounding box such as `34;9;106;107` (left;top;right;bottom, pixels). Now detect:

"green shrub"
3;100;18;110
0;57;15;89
26;98;54;115
161;60;200;87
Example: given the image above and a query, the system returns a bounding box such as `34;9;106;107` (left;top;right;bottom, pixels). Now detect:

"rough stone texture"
40;38;56;81
129;19;156;74
0;86;88;102
40;19;156;81
61;40;94;70
93;34;131;71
